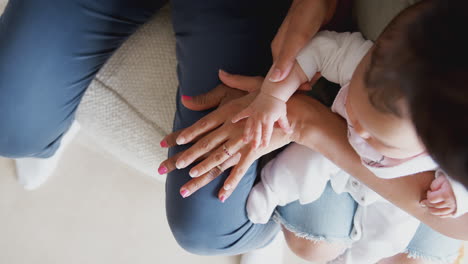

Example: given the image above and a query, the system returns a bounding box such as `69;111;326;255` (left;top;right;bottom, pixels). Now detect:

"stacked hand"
231;92;292;149
160;73;295;202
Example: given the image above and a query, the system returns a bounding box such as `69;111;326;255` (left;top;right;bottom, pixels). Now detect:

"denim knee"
166;147;279;256
170;224;225;256
170;216;279;256
0;113;60;158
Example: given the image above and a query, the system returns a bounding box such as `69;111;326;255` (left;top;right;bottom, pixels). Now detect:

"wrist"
287;97;321;148
262;62;307;101
293;118;321;150
259;90;287;103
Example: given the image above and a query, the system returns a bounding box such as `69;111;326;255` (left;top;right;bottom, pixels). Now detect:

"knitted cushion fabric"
77;6;177;181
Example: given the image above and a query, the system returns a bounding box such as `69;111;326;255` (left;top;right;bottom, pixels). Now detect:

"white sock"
15;121;80;190
240;230;285;264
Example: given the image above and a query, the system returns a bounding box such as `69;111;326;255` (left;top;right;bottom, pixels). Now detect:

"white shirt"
254;31;466;263
297;31;468;217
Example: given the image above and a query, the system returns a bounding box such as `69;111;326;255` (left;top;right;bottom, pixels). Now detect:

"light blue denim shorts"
275;182;462;263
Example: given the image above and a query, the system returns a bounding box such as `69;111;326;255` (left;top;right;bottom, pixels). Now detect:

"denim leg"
166;0;292;256
0;0;166;158
404;223;462;263
275;182;358;244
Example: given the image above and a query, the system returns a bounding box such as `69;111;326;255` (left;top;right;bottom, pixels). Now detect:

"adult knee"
0;113;57;158
169;218;230;256
283;228;346;263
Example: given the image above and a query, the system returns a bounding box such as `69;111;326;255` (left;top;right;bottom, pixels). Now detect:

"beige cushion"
77;6;177;182
355;0;421;41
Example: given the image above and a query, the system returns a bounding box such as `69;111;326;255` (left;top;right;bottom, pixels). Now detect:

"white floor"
0;132;308;264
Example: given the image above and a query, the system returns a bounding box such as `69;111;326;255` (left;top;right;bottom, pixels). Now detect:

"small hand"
232;92;292;149
420;175;457;218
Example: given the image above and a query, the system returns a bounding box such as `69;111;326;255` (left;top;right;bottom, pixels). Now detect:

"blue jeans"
0;0;289;255
276;183;462;263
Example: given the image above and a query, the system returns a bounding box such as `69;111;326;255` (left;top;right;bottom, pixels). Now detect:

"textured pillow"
77;6;177;182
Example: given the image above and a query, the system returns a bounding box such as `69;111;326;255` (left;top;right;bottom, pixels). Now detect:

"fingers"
427;182;455;204
158;151;183;175
430;175;447;191
218;149;257;202
188;137;244;178
232;108;252;123
175;110;227;145
425;201;452;209
243;118;254;143
261;122;274;148
253;122;262;149
160;130;182;148
427;207;455;217
420;198;456;218
179;165;224;199
181;84;226;111
426;190;446;204
277;115;292;134
219;70;263;93
179;153;241;199
175;129;228;170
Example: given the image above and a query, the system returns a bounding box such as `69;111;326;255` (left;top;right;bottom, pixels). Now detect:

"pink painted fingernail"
158;166;168;175
269;69;282;82
182;95;192;101
180;189;190;198
220;195;227;203
160;140;168;148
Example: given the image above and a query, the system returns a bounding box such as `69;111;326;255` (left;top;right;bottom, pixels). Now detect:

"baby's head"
349;0;468;182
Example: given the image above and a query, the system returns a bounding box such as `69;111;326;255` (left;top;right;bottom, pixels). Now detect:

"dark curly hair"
364;0;468;186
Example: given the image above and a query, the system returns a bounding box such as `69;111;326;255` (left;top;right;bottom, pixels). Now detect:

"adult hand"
269;0;337;82
160;73;297;202
160;74;337;202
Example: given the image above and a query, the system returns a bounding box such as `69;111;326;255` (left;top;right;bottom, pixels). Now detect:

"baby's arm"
297;31;373;85
233;31;373;148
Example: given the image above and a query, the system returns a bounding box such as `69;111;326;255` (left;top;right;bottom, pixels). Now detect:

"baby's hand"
420;175;457;218
232;92;292;149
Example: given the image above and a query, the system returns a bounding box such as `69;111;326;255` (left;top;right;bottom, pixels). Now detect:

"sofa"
0;0;419;182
